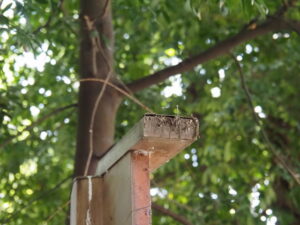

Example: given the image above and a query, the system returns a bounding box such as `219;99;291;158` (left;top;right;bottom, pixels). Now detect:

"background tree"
1;0;300;224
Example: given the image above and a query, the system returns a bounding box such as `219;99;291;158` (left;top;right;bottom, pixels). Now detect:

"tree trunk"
75;0;121;176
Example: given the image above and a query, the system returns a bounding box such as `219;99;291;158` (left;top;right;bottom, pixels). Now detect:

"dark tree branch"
273;0;297;17
231;54;300;185
33;13;53;34
0;103;77;149
152;202;194;225
284;19;300;35
127;3;297;93
45;200;70;223
33;0;62;34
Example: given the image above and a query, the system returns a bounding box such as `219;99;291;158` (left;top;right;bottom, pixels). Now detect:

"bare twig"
33;0;55;33
84;75;112;176
230;55;260;125
152;202;194;225
44;200;70;224
79;78;154;113
82;15;113;176
0;103;77;149
231;54;300;185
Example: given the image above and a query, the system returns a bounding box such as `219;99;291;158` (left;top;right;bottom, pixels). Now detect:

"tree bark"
75;0;121;176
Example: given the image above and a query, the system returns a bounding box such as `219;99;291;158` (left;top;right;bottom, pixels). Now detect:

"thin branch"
44;200;70;224
82;14;113;176
0;175;72;224
152;202;194;225
127;3;296;93
231;54;300;185
84;75;112;176
79;78;154;113
230;55;259;126
33;15;52;34
33;0;55;34
0;103;77;149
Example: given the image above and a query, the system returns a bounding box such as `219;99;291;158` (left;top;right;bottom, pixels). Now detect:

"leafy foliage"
1;0;300;224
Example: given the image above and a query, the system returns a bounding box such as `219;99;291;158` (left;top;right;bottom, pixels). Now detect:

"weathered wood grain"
70;176;103;225
102;152;151;225
96;114;198;175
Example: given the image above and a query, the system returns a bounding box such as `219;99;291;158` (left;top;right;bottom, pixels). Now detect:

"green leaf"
224;141;232;162
0;15;9;25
